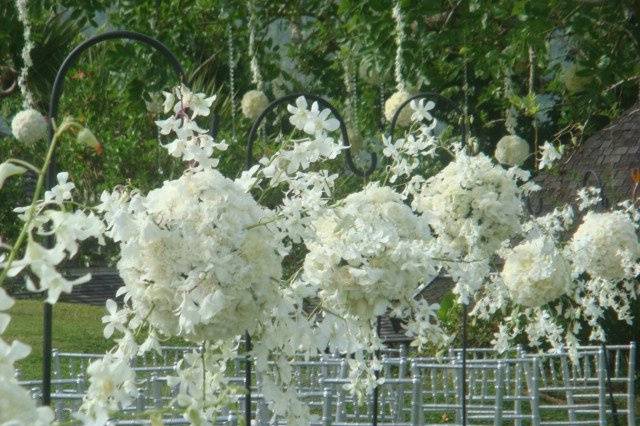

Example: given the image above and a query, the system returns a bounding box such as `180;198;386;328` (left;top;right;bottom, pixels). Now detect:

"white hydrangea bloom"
414;151;525;257
501;236;572;307
105;168;283;342
81;353;137;416
11;109;47;144
241;89;269;120
494;134;529;166
570;211;640;280
384;89;413;127
303;183;440;324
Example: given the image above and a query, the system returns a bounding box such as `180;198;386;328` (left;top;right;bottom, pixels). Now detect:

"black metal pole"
461;303;468;426
372;316;382;426
43;30;186;406
601;342;620;426
244;332;252;425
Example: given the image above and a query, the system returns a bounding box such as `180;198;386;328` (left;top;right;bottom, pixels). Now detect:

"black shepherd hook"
43;30;187;406
580;170;619;426
386;91;468;146
381;91;468;426
246;92;377;176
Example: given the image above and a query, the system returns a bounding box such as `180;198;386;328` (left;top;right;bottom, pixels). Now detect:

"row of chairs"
21;343;637;425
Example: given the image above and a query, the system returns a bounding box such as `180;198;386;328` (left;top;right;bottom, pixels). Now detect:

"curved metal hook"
0;66;17;98
582;170;609;210
387;91;466;146
42;30;187;407
246;93;377;177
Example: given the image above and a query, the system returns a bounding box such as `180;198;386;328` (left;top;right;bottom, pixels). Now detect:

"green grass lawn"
4;299;115;379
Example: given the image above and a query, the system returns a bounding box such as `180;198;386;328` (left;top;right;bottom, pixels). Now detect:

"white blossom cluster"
494;134;529;166
414;152;527;257
0;166;102;425
474;190;640;358
11;108;47;145
155;85;227;168
303;183;440;323
5;172;105;304
99;167;283;343
0;288;54;425
241;89;269;120
382;99;438;183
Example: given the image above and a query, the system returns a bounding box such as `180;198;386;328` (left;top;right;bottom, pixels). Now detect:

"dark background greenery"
2;0;640;348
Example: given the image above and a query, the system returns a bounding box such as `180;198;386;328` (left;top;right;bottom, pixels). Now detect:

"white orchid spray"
0;116;104;425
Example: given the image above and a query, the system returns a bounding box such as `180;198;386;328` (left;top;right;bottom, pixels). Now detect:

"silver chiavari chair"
411;359;506;426
106;413;238;425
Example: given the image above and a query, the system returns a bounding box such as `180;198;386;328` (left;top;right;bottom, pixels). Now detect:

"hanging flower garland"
225;13;238;142
11;0;47;145
240;0;270;120
495;73;530;167
384;1;413;127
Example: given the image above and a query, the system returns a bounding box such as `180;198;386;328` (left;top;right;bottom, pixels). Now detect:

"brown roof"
533;103;640;211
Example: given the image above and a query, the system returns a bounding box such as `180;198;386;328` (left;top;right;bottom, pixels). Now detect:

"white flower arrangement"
303;183;440;324
102;167;283;343
384;89;413;127
474;194;640;358
414;151;526;257
569;210;640;280
241;89;269;120
494;134;529;166
501;236;572;307
11;109;47;144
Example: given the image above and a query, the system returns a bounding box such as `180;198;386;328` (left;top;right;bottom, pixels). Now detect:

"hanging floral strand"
226;18;238;142
392;2;405;93
15;0;35;109
384;1;412;127
342;56;363;150
495;71;529;167
11;0;48;145
241;0;269;120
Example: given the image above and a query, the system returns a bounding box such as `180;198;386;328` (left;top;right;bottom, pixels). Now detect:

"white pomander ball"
241;90;269;120
11;109;47;144
495;135;529;166
384;89;413;127
570;211;640;280
502;237;572;308
303;183;438;323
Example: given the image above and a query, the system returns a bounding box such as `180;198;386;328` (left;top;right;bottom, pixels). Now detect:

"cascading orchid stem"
0;118;85;287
